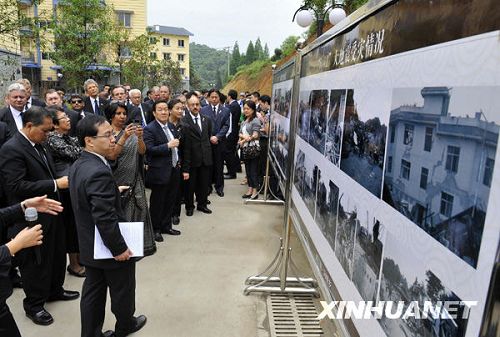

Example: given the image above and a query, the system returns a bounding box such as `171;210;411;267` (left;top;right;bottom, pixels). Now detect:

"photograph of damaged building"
383;86;499;268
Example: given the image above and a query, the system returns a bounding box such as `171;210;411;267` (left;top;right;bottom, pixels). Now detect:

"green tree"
244;40;255;65
148;59;182;91
189;59;202;90
215;68;223;89
230;41;240;74
280;35;300;58
254;37;263;60
263;43;270;59
121;34;153;89
50;0;117;88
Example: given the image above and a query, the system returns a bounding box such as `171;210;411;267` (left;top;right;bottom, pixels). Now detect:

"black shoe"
250;194;259;200
67;265;86;278
186;209;194;216
172;216;180;225
242;194;252;199
224;174;236;179
197;206;212;214
26;309;54;326
47;290;80;302
154;232;164;242
216;190;224;197
126;315;147;335
165;229;181;235
207;199;211;205
101;330;115;337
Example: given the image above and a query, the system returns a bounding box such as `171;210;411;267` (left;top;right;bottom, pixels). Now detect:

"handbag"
241;140;261;160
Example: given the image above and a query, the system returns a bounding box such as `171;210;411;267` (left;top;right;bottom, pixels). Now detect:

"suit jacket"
180;113;213;173
0;132;59;236
83;96;108;116
0;106;19;139
127;103;153;126
0;121;11;147
143;120;173;186
68;151;129;269
228;100;242;139
30;97;46;108
200;104;230;140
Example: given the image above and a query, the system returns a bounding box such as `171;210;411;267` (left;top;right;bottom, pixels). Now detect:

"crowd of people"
0;78;273;337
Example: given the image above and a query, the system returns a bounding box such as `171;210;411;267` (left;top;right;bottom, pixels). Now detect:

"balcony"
21;52;36;64
20;25;33;36
18;0;33;6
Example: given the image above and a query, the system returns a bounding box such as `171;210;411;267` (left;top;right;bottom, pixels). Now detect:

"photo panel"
308;90;330;154
340;89;388;198
379;233;469;337
270;114;290;179
294;149;306;198
325;89;347;167
335;192;358;279
315;173;340;251
382;86;500;268
297;90;312;142
303;157;319;218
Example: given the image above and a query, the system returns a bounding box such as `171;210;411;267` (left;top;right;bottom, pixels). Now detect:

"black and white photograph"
325;89;348;167
272;87;292;118
293;148;318;217
308;90;329;154
340;89;388;197
315;171;339;251
335;192;357;279
383;86;500;268
294;149;306;197
352;213;385;302
297;90;312;142
379;233;469;337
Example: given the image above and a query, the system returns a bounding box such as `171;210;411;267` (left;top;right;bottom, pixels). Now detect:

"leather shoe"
101;330;115;337
165;229;181;235
48;290;80;302
118;315;147;335
206;199;211;205
154;232;164;242
197;206;212;214
172;216;180;225
224;174;236;179
216;190;224;197
186;209;194;216
26;309;54;325
242;194;252;199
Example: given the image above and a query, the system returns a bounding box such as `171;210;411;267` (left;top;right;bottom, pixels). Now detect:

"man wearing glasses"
69;94;86;117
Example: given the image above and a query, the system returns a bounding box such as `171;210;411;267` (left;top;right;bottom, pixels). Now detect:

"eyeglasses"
92;131;114;139
56;114;69;121
71;100;83;104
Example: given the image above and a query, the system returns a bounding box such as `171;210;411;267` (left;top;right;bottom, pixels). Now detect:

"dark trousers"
149;184;169;233
81;263;136;337
258;137;269;185
245;158;259;188
211;140;225;192
165;167;181;225
18;220;66;314
185;165;210;210
224;135;240;175
0;305;21;337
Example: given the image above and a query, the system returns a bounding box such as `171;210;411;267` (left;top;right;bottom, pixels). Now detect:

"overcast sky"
147;0;307;52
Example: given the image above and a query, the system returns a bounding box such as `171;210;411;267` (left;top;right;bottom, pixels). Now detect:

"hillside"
190;42;229;89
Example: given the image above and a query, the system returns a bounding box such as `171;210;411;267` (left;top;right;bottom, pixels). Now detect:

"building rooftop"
148;25;193;37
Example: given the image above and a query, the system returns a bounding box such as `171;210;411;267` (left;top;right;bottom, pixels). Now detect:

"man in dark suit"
83;79;108;116
144;100;181;242
45;89;80;137
224;89;242;179
181;92;213;216
0;82;28;137
69;115;146;337
0;106;79;326
200;89;230;197
143;86;160;112
128;89;153;126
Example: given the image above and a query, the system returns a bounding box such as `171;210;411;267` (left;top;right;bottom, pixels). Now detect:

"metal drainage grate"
268;293;324;337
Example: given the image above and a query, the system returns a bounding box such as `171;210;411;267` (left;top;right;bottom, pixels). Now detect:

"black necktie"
213;106;216;116
34;144;54;178
94;99;100;115
194;117;201;133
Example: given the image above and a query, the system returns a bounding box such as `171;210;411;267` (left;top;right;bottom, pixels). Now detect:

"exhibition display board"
270;0;500;336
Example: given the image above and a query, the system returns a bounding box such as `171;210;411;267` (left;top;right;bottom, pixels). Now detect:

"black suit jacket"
83;96;108;116
180;113;213;173
200;104;230;140
0;132;59;236
144;120;173;186
228;100;242;139
127;103;153;125
30;97;46;108
68;151;130;269
0;106;19;139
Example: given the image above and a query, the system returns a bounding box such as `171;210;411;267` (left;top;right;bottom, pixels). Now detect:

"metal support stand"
244;151;284;205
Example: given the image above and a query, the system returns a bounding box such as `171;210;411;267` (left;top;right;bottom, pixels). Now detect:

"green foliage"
254;38;263;60
50;0;117;88
189;60;202;90
245;40;256;65
0;0;41;36
235;59;272;80
190;42;229;89
280;36;300;58
229;41;240;75
263;43;270;59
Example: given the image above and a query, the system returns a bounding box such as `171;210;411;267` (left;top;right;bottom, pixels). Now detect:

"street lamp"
293;0;347;38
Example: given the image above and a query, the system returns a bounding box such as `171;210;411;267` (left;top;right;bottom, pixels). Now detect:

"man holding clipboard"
69;115;146;337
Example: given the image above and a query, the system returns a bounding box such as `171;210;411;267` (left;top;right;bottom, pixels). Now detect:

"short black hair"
167;98;183;110
185;91;199;100
70;94;83;101
22;106;53;127
207;88;221;98
228;89;237;100
104;101;128;122
152;99;169;112
251;91;260;98
220;93;227;103
77;114;107;147
260;95;271;105
46;106;65;125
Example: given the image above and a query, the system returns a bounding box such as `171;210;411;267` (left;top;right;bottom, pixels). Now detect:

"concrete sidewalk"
8;174;315;337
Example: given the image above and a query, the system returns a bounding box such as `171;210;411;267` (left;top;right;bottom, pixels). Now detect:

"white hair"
7;83;26;93
83;79;98;91
129;88;141;97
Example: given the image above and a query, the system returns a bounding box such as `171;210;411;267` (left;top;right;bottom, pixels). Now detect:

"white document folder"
94;222;144;259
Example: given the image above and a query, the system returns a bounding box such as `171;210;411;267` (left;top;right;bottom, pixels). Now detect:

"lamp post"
292;0;347;38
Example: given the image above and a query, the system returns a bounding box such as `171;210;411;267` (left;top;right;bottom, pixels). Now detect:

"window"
440;192;454;217
177;54;185;62
149;37;157;45
483;157;494;187
180;68;185;75
424;127;433;152
119;46;131;58
116;12;131;28
41;52;51;60
163;53;171;60
445;146;460;173
150;52;157;59
401;159;411;180
387;156;392;173
163;38;170;46
390;126;395;143
178;39;185;47
420;167;429;190
403;124;414;145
